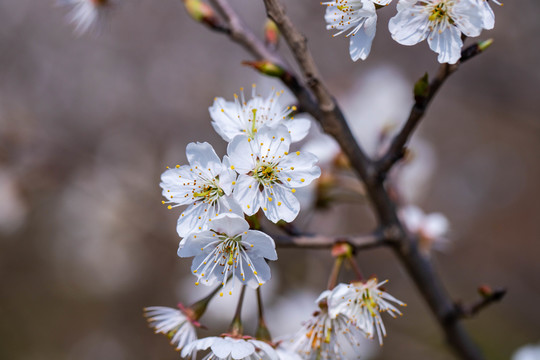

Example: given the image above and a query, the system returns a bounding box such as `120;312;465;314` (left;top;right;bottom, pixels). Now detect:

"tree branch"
262;1;488;359
273;232;386;250
455;286;507;319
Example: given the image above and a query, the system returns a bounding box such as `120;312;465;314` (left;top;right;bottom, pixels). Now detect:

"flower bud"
242;60;285;78
331;241;354;258
264;19;280;48
183;0;219;28
478;38;494;52
414;72;430;101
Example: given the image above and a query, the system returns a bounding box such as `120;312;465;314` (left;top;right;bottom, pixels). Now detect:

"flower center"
427;1;455;24
254;163;279;186
361;289;379;316
193;182;224;204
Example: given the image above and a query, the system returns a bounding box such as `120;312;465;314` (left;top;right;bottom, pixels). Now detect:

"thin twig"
273;232;386;250
456;287;507;319
375;41;491;178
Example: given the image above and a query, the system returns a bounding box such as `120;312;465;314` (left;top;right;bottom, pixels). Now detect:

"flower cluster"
145;86;321;357
323;0;500;63
288;280;405;359
160;86;320;292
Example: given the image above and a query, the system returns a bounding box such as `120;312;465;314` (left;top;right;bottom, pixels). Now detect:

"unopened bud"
331;241;354;258
478;285;493;298
414;72;430;100
184;0;218;27
478;38;494;52
264;19;280;48
242;60;285;78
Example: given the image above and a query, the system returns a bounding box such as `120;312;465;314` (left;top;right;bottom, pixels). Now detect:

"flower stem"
188;281;224;321
229;285;247;336
347;255;364;282
255;287;272;341
327;256;344;290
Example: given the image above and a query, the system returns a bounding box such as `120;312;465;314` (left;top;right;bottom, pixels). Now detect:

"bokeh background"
0;0;539;359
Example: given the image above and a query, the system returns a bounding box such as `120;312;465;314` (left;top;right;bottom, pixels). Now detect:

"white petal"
244;230;278;260
233;175;262;215
349;13;377;61
262;185;300;223
389;5;429;46
277;152;321;188
247;256;272;286
176;202;211;237
256;125;291;161
216;195;244;218
453;0;485;36
208;213;250;236
427;26;462;64
228;135;257;174
209;98;245;142
211;338;234;358
284;117;311;143
186;142;222;178
177;230;216;257
251;340;279;360
230;340;255;359
220;156;238;195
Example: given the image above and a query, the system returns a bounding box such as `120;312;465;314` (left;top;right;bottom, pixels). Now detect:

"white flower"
323;0;390;61
160;142;242;238
181;336;278;360
57;0;114;35
178;213;277;291
209;85;311;143
227;125;321;223
389;0;485;64
399;205;450;254
512;343;540;360
328;279;406;345
144;306;198;352
288;291;366;360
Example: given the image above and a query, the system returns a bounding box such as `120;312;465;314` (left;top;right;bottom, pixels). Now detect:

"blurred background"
0;0;539;359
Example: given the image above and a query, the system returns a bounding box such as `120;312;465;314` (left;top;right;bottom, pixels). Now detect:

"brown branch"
375;41;492;178
273;232;386;250
262;1;488;359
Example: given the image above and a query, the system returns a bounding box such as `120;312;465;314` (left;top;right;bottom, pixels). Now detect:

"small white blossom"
58;0;114;35
209;85;311;143
160;142;242;238
181;336;278;360
288;291;366;360
144;306;198;352
399;205;450;254
323;0;390;61
227;125;321;223
328;279;406;345
178;213;277;291
512;343;540;360
389;0;485;64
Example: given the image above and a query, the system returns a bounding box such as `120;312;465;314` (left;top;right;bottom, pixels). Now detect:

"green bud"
242;61;286;78
478;38;494;52
414;72;430;99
